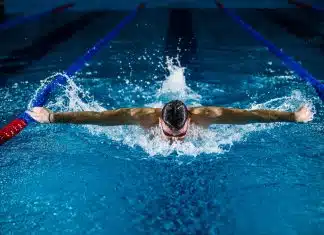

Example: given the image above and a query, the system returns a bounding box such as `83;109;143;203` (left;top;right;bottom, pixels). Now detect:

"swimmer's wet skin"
27;100;313;141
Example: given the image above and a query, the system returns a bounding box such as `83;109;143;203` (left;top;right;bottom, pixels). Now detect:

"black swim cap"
161;100;189;131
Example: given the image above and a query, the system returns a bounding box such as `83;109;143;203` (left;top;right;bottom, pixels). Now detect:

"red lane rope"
0;119;27;145
288;0;324;11
52;3;75;14
288;0;312;9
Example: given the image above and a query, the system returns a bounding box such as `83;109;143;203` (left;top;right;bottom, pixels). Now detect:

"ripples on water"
21;55;314;157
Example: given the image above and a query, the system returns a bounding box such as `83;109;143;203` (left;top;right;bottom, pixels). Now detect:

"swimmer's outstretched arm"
189;105;313;125
26;107;160;126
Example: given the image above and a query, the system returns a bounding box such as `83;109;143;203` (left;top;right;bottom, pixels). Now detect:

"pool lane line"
288;0;324;12
0;3;146;146
0;3;75;31
215;0;324;102
259;9;319;41
257;9;324;53
0;12;105;87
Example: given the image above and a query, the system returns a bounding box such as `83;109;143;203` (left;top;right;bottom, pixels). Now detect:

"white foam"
43;59;314;157
157;56;201;103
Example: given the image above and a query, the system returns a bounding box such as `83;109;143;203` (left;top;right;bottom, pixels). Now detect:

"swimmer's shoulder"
131;107;161;117
131;107;161;128
189;106;204;114
148;108;161;122
189;106;222;126
189;106;222;115
188;107;208;119
188;107;205;125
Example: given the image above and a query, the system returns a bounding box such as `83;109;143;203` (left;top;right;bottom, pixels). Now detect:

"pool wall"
5;0;302;14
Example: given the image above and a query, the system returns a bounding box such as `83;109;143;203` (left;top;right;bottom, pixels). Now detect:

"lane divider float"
0;3;146;145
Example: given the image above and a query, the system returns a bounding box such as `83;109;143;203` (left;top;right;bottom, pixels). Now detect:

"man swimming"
27;100;313;141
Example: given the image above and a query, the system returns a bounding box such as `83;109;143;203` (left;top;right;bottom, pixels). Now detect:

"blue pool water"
1;9;323;234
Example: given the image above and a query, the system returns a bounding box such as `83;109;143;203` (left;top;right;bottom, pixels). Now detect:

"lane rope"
0;3;75;31
215;0;324;102
0;3;145;145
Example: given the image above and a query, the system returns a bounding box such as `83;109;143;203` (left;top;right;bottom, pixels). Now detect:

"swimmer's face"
159;117;190;141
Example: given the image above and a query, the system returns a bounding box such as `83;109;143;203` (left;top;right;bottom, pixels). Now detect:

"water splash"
156;56;201;104
27;73;69;109
46;58;313;157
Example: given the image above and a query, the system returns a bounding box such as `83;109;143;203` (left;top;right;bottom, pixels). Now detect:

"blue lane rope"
215;1;324;102
0;3;75;31
19;3;145;123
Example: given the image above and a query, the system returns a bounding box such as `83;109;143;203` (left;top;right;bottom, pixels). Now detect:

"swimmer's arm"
27;107;160;126
51;108;158;126
51;109;135;125
190;107;297;125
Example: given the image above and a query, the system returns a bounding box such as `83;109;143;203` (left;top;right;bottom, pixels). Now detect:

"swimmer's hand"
294;105;313;123
26;107;53;124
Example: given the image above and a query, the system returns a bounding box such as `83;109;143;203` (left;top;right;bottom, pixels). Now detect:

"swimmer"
27;100;313;141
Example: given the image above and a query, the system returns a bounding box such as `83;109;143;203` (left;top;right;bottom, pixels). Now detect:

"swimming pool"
1;7;323;235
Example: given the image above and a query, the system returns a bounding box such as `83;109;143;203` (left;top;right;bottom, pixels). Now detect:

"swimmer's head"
159;100;190;140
